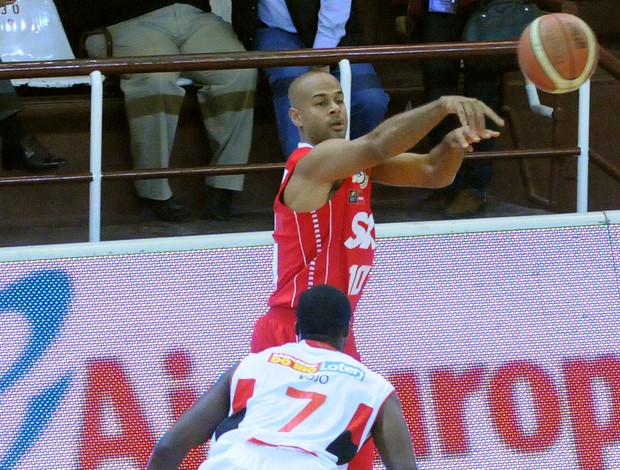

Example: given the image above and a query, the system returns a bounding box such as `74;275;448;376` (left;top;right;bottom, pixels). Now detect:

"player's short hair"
296;285;352;338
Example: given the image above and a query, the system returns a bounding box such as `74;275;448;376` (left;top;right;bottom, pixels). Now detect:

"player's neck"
304;339;338;351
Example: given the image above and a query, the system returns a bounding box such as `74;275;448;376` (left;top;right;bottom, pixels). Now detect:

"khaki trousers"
90;4;256;200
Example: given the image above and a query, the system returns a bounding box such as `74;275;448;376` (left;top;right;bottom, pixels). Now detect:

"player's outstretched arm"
297;96;503;186
372;393;419;470
147;365;235;470
371;123;501;188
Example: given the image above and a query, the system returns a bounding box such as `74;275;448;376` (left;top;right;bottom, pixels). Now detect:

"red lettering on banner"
386;370;430;457
78;358;155;469
563;356;620;470
164;350;207;470
488;361;562;453
431;366;485;455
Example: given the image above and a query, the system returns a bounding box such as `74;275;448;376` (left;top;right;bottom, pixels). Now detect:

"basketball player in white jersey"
147;284;419;469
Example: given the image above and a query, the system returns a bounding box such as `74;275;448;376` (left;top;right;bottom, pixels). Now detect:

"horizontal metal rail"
1;40;617;240
0;42;518;78
0;148;582;187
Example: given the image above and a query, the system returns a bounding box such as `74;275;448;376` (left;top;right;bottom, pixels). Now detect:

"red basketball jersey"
268;145;376;312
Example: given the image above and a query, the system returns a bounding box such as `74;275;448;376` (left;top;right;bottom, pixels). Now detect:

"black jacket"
231;0;364;51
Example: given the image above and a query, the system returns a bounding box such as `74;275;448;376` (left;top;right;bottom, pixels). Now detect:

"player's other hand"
444;125;500;152
1;0;17;6
440;96;504;139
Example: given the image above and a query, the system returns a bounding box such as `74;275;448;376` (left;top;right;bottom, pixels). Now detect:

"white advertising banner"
1;223;619;469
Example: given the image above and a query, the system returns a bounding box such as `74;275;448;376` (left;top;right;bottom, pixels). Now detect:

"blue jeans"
255;27;389;158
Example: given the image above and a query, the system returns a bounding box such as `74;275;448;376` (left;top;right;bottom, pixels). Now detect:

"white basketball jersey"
209;340;394;468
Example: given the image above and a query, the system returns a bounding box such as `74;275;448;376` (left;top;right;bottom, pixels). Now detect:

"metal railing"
2;41;618;241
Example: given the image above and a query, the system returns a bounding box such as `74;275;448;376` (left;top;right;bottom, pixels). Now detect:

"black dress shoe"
138;196;191;223
1;134;67;172
204;186;233;221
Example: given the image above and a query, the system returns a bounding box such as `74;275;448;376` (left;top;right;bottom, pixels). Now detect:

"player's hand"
1;0;17;6
443;125;500;152
440;96;504;141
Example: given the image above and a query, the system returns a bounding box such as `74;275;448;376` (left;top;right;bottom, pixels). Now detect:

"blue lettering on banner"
0;271;73;469
319;361;366;381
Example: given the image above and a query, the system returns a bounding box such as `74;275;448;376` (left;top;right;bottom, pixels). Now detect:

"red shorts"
250;306;361;361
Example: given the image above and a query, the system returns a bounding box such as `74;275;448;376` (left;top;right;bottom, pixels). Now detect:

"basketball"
517;13;599;94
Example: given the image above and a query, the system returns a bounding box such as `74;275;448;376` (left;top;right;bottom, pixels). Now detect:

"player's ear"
289;107;302;128
294;322;301;341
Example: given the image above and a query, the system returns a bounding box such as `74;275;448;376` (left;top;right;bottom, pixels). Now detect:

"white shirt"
258;0;352;49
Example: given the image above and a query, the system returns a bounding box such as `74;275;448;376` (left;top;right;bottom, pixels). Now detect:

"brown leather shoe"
444;189;486;219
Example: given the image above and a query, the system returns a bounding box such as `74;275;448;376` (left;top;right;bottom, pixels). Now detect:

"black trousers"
0;59;22;122
420;11;501;194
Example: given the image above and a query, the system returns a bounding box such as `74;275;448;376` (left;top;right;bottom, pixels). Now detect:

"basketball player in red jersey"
251;71;502;469
253;70;503;357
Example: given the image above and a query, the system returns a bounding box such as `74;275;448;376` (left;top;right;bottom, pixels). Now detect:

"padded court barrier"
1;211;619;469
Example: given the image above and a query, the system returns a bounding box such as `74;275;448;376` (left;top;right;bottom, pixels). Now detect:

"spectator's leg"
105;8;185;206
443;67;503;218
461;67;502;193
0;78;66;172
181;9;257;194
420;12;463;148
255;27;309;158
0;78;22;121
333;63;389;139
178;6;257;220
415;12;464;209
0;78;24;159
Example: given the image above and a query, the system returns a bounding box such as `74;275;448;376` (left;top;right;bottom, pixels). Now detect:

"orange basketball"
517;13;599;94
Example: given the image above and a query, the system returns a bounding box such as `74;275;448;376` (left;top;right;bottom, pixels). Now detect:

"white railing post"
524;79;554;117
338;59;352;140
89;70;104;242
577;79;591;213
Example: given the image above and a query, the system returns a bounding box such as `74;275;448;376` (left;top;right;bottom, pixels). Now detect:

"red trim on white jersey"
210;341;395;467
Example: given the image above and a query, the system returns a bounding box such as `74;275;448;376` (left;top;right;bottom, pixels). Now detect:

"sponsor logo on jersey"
268;353;319;374
268;354;365;381
352;171;369;189
344;212;376;250
319;361;366;381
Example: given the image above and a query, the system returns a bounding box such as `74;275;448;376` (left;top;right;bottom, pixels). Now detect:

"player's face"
293;75;348;145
